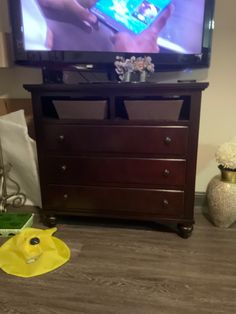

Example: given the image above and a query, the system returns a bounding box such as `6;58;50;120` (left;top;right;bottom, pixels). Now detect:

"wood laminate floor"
0;210;236;314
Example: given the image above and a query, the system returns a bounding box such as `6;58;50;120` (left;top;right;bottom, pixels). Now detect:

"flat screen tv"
9;0;215;72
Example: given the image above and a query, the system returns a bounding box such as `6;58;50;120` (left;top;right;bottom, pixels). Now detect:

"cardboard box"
0;99;8;116
4;98;33;117
0;32;12;68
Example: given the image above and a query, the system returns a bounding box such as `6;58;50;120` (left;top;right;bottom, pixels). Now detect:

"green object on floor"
0;213;34;237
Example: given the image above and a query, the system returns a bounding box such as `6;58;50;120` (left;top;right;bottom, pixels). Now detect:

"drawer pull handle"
163;199;169;208
61;165;67;172
164;137;172;145
163;169;170;177
58;135;65;142
63;194;68;200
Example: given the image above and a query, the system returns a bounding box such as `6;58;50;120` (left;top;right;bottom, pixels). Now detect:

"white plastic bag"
0;110;41;207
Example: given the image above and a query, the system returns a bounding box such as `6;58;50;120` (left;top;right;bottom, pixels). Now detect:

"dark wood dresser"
24;82;208;238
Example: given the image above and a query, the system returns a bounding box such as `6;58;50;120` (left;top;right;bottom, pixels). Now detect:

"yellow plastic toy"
0;227;70;278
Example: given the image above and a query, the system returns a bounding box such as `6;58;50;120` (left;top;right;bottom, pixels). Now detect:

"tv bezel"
8;0;215;71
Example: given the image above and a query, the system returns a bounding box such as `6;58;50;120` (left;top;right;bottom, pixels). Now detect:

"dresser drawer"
43;157;186;187
43;185;185;218
42;125;188;156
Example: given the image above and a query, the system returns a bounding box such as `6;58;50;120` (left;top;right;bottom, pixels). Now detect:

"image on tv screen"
20;0;206;54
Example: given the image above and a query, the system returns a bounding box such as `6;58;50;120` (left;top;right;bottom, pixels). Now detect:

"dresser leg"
177;223;193;239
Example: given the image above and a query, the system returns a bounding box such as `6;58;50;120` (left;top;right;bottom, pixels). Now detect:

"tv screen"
9;0;215;70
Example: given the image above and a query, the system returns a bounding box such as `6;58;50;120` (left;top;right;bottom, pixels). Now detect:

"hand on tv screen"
37;0;98;28
111;4;173;53
21;1;207;54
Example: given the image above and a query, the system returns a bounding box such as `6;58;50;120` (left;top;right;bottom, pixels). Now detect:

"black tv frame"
8;0;215;73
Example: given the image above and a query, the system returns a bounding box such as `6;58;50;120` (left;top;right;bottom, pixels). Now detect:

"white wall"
0;0;41;97
196;0;236;191
0;0;235;192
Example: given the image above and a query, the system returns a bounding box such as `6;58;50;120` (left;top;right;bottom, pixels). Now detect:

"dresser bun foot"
42;215;57;227
177;223;193;239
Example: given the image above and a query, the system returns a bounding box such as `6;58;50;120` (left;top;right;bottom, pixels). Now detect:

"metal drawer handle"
164;136;172;145
58;135;65;142
163;199;169;208
63;194;68;200
163;169;170;177
61;165;67;172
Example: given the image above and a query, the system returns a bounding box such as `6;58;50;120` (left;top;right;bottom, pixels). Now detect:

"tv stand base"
41;64;117;84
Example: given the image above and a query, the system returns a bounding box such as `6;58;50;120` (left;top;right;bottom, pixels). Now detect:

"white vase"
122;71;148;82
139;71;147;82
207;169;236;228
123;71;131;82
